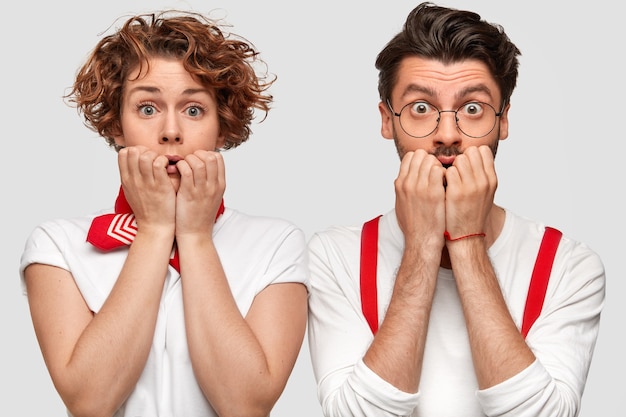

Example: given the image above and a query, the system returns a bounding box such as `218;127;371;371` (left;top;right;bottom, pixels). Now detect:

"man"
307;3;605;416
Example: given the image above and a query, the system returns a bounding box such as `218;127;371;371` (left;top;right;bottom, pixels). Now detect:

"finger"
152;154;170;182
210;151;226;190
396;150;429;187
419;154;445;188
396;151;415;183
205;152;226;192
137;149;160;181
448;146;488;188
117;147;130;181
118;146;149;184
450;148;474;182
478;145;496;175
464;146;491;187
195;150;224;187
444;164;460;189
174;157;193;190
186;153;208;187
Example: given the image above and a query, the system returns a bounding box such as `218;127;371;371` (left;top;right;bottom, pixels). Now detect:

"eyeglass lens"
398;101;498;138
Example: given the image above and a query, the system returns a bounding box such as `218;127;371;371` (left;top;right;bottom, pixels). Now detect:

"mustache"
394;138;499;163
432;145;461;158
433;143;498;159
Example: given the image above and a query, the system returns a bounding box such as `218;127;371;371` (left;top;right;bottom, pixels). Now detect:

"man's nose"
432;110;461;146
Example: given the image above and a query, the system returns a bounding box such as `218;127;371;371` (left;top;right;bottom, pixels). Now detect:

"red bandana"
86;187;225;272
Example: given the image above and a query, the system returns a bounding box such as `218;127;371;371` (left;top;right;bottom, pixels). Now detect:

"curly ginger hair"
67;10;274;151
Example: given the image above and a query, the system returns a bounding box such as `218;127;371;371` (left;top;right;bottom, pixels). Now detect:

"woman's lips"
166;155;182;174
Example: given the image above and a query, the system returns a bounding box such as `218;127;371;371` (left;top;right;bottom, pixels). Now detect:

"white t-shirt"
307;208;605;417
20;206;309;417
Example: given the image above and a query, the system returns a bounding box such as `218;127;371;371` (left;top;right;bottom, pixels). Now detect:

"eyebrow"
455;84;495;101
126;86;210;96
400;84;436;100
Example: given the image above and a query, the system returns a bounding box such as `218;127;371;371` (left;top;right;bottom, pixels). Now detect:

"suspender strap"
360;216;562;339
521;226;562;338
360;215;382;334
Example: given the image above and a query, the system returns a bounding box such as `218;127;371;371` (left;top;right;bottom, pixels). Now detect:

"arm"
477;242;605;417
309;150;445;417
24;229;174;417
364;150;445;392
449;238;535;385
445;146;535;388
445;146;605;416
24;146;177;417
449;235;604;417
175;151;307;417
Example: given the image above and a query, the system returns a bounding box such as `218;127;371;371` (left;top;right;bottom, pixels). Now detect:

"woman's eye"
139;105;156;116
411;101;432;114
186;106;203;117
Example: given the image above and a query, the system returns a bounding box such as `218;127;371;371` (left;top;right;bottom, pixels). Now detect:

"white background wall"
2;1;623;415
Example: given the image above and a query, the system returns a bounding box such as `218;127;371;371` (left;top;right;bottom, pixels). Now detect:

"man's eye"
462;102;483;115
411;101;432;114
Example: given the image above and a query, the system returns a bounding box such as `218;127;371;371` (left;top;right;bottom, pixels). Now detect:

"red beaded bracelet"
444;231;486;241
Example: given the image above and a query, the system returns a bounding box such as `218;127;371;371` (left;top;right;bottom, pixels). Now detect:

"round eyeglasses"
388;100;503;138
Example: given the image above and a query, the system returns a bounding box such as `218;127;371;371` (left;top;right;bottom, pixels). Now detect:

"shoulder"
499;209;605;287
308;209;398;253
23;211;104;246
218;207;306;249
221;207;302;234
308;223;362;253
20;211;106;284
502;210;603;261
307;213;392;269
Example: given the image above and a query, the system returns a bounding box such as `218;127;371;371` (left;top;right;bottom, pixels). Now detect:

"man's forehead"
393;57;501;102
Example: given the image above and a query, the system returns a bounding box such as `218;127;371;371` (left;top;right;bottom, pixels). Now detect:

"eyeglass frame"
386;99;504;138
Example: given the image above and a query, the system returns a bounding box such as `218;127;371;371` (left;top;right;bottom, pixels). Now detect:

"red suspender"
360;215;382;334
359;217;561;338
521;226;562;338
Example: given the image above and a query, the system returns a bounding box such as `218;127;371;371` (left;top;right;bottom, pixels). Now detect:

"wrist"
444;231;486;242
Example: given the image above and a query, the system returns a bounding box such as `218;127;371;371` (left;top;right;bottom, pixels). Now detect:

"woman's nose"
159;135;181;143
159;113;182;144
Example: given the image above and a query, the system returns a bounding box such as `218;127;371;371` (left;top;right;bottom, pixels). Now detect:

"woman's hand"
174;149;226;237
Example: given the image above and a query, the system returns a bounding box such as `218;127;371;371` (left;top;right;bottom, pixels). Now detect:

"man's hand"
443;145;497;242
395;149;446;250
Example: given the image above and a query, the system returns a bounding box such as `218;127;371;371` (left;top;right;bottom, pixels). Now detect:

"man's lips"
437;155;455;168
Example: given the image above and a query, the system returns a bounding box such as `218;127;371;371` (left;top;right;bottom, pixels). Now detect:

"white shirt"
20;206;309;417
307;209;604;417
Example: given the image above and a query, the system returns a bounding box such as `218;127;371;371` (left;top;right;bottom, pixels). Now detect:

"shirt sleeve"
478;238;605;417
307;232;419;417
262;225;310;290
307;222;605;417
19;221;71;294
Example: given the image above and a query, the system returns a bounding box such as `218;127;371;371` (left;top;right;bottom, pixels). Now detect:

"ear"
498;103;510;141
378;101;395;140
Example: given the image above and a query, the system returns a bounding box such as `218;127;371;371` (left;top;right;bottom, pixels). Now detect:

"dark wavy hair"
67;10;274;151
376;2;521;110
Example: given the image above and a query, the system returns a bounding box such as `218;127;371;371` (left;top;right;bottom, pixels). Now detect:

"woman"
20;11;308;417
